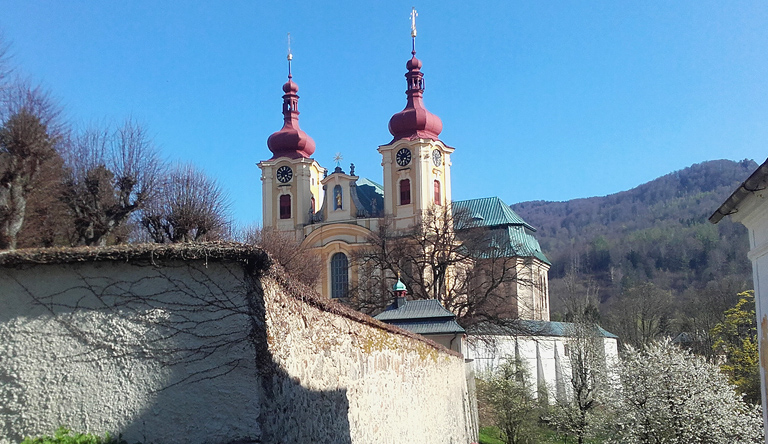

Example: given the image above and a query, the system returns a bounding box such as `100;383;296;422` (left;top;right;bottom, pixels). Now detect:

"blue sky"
2;1;767;227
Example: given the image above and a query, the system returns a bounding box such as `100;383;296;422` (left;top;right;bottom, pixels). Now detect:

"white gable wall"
727;186;768;441
466;334;618;402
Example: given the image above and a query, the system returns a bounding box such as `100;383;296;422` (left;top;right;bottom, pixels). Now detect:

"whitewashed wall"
0;260;262;444
466;333;619;401
728;188;768;443
0;254;474;444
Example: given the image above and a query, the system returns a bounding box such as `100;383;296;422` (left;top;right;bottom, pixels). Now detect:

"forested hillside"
512;159;759;346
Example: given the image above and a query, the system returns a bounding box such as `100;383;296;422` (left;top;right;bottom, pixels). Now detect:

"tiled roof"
355;178;384;217
375;298;466;336
452;196;550;265
468;320;618;339
385;319;465;335
504;226;550;264
453;197;535;231
375;299;456;321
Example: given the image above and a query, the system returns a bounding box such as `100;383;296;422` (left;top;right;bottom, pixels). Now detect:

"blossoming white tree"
610;339;763;444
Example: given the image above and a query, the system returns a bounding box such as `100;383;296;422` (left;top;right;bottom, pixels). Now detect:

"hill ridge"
510;158;756;319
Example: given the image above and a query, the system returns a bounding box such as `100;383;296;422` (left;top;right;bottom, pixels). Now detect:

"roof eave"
710;157;768;224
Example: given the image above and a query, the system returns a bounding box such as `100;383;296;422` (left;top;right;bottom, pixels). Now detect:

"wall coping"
0;242;463;358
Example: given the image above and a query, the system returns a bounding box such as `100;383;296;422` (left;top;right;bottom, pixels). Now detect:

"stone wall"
0;244;474;444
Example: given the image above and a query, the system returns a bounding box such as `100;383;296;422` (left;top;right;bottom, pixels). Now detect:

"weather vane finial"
287;32;293;77
410;7;418;54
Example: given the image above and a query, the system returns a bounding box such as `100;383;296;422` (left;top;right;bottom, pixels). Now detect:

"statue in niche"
334;185;342;210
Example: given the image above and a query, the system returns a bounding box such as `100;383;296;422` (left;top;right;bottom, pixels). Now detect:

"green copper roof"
505;226;550;264
468;320;617;339
393;278;407;291
453;197;535;231
356;177;383;191
453;197;550;265
375;299;466;335
385;319;465;335
354;178;384;217
375;299;456;321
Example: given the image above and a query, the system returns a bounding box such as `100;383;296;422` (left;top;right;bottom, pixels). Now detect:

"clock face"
432;149;442;167
396;148;412;167
276;166;293;183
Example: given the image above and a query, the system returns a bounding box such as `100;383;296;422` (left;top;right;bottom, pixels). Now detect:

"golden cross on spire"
410;7;418;38
287;32;293;61
286;33;293;77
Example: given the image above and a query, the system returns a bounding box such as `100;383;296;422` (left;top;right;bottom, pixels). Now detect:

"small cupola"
387;11;443;142
267;46;316;160
393;276;408;307
393;277;407;296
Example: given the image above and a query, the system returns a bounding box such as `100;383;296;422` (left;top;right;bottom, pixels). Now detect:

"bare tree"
61;120;164;246
556;262;602;323
140;163;231;243
15;148;71;248
675;277;748;361
551;322;611;444
351;205;534;328
605;282;671;349
0;34;12;94
240;225;322;287
547;262;613;443
0;84;63;250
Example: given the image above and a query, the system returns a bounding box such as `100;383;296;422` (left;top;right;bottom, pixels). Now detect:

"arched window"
399;179;411;205
334;185;343;210
279;194;291;219
310;195;316;214
331;252;349;298
434;180;442;206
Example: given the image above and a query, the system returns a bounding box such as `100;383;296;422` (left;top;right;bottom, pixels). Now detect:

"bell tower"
379;9;454;230
258;41;325;239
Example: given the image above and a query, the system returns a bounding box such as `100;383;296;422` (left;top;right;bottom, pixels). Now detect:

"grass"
478;427;505;444
478;425;606;444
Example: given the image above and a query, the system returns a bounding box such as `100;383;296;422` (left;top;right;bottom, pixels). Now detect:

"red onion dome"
406;56;422;70
267;75;316;159
282;79;299;94
388;54;442;141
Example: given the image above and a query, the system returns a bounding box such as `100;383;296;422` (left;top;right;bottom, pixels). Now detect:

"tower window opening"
331;252;349;298
400;179;411;205
434;180;441;206
310;195;316;214
279;194;291;219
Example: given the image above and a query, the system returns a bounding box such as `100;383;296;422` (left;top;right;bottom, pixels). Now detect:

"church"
258;28;551;322
257;19;620;397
